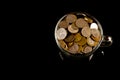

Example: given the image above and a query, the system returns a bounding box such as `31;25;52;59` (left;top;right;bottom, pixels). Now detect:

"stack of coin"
55;13;102;55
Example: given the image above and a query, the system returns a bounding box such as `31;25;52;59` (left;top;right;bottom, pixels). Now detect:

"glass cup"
54;12;112;61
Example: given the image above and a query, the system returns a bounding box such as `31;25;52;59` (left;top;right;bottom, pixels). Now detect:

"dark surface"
14;0;119;65
46;0;120;64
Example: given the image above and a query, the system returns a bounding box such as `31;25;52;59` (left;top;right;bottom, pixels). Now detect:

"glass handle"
100;35;113;47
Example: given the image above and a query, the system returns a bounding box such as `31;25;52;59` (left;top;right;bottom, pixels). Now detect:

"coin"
66;14;77;23
68;43;79;54
77;45;83;54
75;18;89;28
56;28;67;40
91;29;100;37
91;35;101;42
68;23;79;33
74;33;82;42
90;23;98;29
82;46;92;53
81;27;91;37
87;37;96;46
59;40;68;50
91;29;101;41
58;20;69;28
77;36;87;46
64;34;75;42
84;17;93;23
67;42;74;47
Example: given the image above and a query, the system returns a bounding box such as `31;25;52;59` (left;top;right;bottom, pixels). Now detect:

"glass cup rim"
54;12;103;57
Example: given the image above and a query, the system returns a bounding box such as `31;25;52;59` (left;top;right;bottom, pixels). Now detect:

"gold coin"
87;37;96;46
67;42;74;47
66;14;77;23
84;17;93;23
82;45;92;54
58;40;68;50
77;36;87;46
75;18;89;28
74;33;82;42
68;43;79;54
64;34;75;43
68;23;79;33
58;20;69;28
91;35;101;42
81;27;91;37
56;28;67;40
77;45;83;54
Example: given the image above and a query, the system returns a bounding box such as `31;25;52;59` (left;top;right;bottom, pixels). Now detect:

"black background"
2;0;120;75
8;0;119;65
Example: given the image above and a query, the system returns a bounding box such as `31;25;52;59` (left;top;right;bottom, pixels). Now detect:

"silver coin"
56;28;67;40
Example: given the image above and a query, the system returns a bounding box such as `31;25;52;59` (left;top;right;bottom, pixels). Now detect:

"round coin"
75;18;89;28
58;20;69;28
56;28;67;40
81;27;91;37
68;43;79;54
82;46;92;54
91;29;101;39
68;24;79;33
66;14;77;23
64;34;75;43
91;29;100;37
90;23;98;29
87;37;96;46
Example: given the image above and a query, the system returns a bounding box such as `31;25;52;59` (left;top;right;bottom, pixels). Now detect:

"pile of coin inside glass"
56;13;101;55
